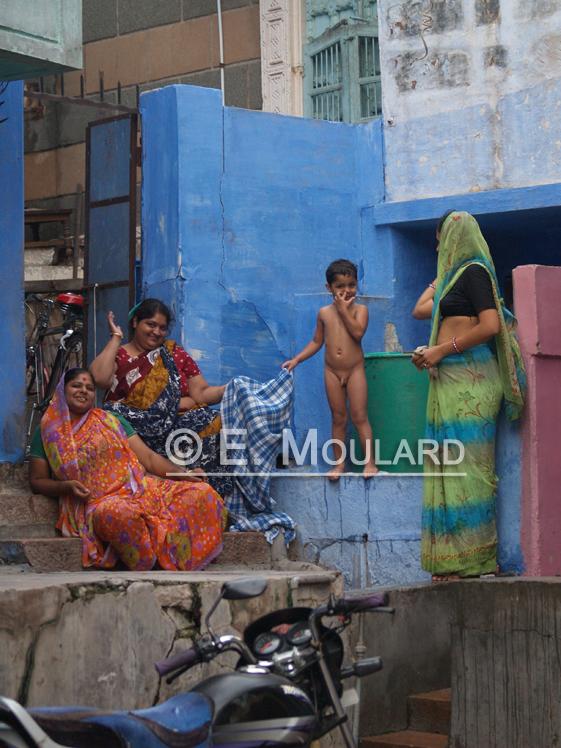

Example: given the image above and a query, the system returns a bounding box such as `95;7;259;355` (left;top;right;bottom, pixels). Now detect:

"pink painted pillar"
514;265;561;575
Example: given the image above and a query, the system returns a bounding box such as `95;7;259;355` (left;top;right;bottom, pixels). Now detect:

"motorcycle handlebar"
155;646;201;677
330;592;389;615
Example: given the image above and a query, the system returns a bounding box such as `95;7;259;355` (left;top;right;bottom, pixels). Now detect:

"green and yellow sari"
421;212;526;577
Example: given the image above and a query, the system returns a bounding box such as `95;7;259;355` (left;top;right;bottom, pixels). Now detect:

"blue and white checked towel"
220;368;296;544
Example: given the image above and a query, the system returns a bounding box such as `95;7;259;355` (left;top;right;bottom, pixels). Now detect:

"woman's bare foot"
327;463;346;481
431;573;461;583
363;462;379;479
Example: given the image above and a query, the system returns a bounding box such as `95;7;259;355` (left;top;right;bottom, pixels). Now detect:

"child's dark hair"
64;367;95;386
325;259;358;284
437;210;457;235
129;298;172;337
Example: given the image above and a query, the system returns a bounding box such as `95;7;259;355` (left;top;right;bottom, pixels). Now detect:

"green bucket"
350;353;429;474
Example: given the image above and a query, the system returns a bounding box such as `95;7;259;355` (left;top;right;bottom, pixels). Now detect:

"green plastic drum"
350;353;429;474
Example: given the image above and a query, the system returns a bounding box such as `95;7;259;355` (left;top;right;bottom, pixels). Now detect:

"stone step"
0;537;82;571
361;731;448;748
408;689;451;735
0;463;30;491
0;493;59;539
0;532;280;572
214;531;280;567
25;265;81;282
24;248;55;266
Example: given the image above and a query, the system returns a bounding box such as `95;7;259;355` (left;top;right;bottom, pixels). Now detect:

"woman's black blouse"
440;264;496;318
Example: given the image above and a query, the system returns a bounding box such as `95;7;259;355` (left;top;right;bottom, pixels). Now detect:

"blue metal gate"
84;113;138;365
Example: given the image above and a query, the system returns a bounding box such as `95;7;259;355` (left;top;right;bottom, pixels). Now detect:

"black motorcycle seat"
30;692;213;748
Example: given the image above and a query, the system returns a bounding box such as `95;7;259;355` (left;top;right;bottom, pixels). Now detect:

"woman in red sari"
29;368;225;570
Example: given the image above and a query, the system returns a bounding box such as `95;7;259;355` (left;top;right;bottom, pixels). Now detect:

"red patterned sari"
40;380;225;570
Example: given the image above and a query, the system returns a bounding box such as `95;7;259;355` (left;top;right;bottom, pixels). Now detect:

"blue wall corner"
0;82;25;462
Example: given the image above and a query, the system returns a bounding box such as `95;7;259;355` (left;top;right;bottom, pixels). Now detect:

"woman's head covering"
430;211;526;420
39;376;86;481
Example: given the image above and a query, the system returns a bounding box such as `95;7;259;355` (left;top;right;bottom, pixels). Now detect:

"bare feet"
363;462;380;479
431;574;461;583
327;464;346;481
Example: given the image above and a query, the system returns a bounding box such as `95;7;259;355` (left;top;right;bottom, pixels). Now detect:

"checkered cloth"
220;368;296;544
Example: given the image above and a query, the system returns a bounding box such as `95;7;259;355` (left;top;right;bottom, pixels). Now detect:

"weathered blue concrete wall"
379;0;561;201
0;82;25;463
141;84;530;583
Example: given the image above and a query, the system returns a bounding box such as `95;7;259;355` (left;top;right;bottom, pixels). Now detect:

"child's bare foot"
363;462;379;479
327;463;346;481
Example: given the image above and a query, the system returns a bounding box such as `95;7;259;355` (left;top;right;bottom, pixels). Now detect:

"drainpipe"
352;534;370;743
217;0;225;105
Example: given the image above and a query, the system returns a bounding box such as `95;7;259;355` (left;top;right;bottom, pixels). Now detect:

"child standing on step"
282;259;379;479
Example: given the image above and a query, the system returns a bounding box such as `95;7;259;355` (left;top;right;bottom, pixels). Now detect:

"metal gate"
84;113;138;365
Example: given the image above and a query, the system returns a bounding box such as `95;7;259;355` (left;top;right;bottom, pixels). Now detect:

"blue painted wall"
0;82;24;463
141;85;387;456
140;84;529;583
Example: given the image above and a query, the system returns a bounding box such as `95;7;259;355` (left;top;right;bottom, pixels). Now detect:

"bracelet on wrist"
111;332;123;338
452;336;461;354
428;282;436;290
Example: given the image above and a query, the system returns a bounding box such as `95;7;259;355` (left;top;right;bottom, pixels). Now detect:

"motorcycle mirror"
222;577;268;600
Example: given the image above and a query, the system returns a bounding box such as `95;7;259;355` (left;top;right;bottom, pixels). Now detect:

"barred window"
358;35;382;119
305;22;382;124
311;42;343;122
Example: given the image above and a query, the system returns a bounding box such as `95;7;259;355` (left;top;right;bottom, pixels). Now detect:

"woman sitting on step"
89;298;233;498
29;368;225;571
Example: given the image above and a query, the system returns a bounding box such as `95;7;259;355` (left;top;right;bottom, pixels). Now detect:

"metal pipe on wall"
217;0;225;105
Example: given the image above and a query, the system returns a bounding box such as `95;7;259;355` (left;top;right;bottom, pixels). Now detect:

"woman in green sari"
411;211;526;580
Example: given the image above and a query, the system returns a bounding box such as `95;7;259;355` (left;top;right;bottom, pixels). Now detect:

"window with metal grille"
304;21;382;124
310;42;343;122
358;35;381;119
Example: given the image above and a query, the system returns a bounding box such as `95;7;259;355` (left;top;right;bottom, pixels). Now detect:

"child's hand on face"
333;290;355;312
281;358;298;372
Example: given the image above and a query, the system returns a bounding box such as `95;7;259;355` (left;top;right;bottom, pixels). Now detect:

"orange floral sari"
40;380;225;570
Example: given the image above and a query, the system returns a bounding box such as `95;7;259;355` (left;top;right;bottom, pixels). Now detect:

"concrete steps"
0;464;290;572
408;689;451;735
0;532;277;572
362;689;451;748
0;480;286;571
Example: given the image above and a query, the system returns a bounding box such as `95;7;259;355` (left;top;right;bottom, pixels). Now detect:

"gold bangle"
111;332;123;338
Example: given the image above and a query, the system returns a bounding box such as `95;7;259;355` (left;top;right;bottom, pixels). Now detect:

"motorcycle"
0;576;393;748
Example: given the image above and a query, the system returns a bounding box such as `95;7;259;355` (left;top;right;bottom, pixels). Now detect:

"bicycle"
25;292;85;453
